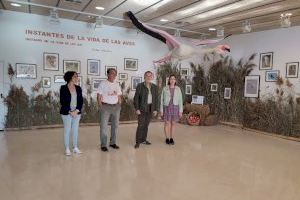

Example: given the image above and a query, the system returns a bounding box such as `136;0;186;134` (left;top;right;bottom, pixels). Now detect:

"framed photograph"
180;68;189;76
42;77;51;88
77;76;82;87
184;75;192;84
16;63;37;79
131;76;142;91
244;75;260;98
105;66;117;75
63;60;81;73
185;84;192;95
224;88;231;99
43;52;59;71
54;75;65;83
210;83;218;92
286;62;299;78
124;58;138;71
87;59;100;76
259;52;273;70
265;70;279;82
119;73;128;80
92;78;106;91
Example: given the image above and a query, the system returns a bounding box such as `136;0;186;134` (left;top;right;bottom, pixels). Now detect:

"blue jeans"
100;104;121;147
61;114;81;149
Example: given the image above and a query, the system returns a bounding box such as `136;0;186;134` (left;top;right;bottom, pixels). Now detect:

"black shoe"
109;144;120;149
142;141;151;145
134;143;140;149
170;138;175;145
101;147;108;152
165;138;170;145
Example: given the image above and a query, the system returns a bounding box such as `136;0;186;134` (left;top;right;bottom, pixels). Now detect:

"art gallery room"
1;0;300;199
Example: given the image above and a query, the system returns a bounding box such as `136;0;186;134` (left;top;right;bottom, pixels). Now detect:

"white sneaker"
73;147;82;154
65;148;71;156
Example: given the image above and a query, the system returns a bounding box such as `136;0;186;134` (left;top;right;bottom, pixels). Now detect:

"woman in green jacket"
160;75;183;145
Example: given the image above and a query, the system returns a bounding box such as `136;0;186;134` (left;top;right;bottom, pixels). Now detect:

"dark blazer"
133;82;158;113
60;84;83;115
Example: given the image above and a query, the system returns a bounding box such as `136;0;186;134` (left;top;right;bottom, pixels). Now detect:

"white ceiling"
1;0;300;38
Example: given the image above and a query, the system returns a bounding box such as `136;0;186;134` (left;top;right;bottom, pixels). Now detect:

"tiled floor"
1;123;300;200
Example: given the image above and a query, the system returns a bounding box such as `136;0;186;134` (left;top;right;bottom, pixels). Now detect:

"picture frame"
185;84;192;95
131;76;142;91
54;75;65;83
105;65;117;75
265;70;279;82
210;83;218;92
124;58;138;71
259;52;273;70
286;62;299;78
244;75;260;98
184;75;193;84
119;73;128;80
224;87;231;99
87;59;100;76
92;78;106;91
63;60;81;73
43;52;59;71
16;63;37;79
42;77;51;88
180;68;189;76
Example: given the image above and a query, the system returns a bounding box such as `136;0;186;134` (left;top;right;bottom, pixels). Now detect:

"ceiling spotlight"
280;13;292;28
242;20;251;33
95;16;104;29
216;26;224;37
174;29;181;37
10;3;21;7
160;19;169;22
208;27;216;31
49;9;60;24
95;6;105;10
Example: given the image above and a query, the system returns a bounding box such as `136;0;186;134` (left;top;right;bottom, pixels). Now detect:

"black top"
59;84;83;115
133;82;159;113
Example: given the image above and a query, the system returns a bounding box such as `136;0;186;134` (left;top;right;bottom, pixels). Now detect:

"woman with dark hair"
160;75;183;145
60;71;83;156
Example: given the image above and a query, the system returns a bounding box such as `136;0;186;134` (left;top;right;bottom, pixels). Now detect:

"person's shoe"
109;144;120;149
142;141;151;145
134;143;140;149
65;148;71;156
165;138;170;145
73;147;82;154
170;138;175;145
101;147;108;152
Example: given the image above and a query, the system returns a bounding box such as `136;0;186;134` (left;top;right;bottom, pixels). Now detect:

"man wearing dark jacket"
133;71;158;148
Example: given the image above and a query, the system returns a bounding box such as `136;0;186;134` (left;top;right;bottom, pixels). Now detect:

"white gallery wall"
1;9;300;129
0;9;182;130
225;26;300;98
0;9;192;98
